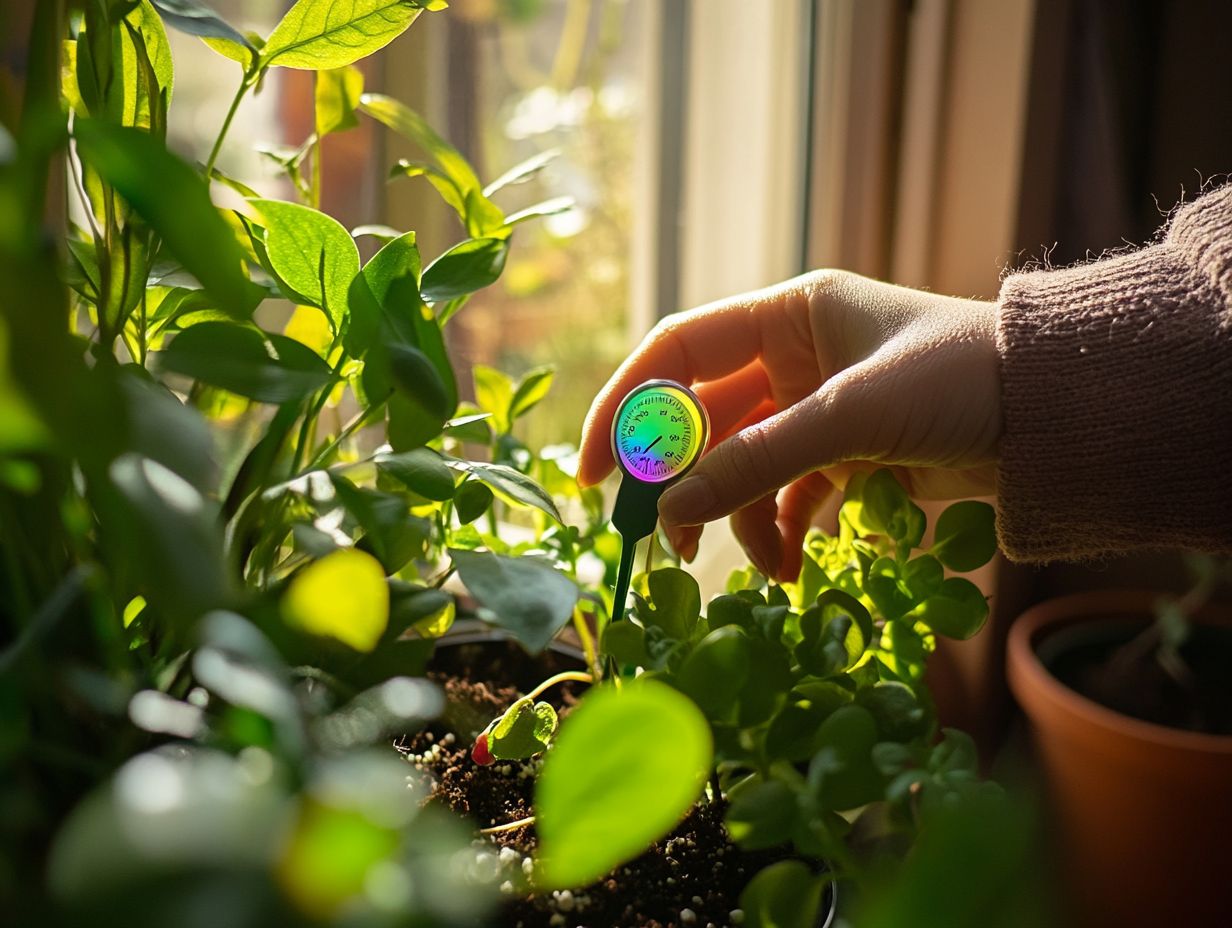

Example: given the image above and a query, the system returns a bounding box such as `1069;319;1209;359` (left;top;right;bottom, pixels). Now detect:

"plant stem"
479;815;535;835
302;398;388;474
525;670;592;703
571;605;601;680
204;69;255;179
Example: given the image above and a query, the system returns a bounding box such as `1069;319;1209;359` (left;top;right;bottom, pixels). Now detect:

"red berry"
471;732;494;766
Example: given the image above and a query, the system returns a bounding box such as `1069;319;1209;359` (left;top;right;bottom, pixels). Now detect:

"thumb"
658;387;860;526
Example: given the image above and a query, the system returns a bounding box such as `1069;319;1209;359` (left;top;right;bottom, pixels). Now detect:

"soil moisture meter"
609;379;709;623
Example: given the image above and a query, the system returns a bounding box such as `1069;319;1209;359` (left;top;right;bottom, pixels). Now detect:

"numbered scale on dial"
611;380;708;484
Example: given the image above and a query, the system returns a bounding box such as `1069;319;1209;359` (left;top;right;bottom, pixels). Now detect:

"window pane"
443;0;649;451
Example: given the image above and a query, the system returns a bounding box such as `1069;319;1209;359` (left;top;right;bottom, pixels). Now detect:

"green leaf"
931;500;997;571
865;556;914;622
375;447;455;500
600;620;650;668
706;594;757;632
855;682;929;743
764;683;852;762
74;120;262;317
157;322;334;403
351;232;457;412
795;589;872;677
126;2;176;124
677;625;750;723
420;238;509;304
486;696;558;760
535;680;712;889
151;0;253;50
861;468;926;548
448;548;578;653
315;65;363;137
646;568;702;641
904;577;989;640
449;460;562;524
282;549;389;652
473;364;513;434
331;474;431;574
443;409;492;443
249;199;360;331
360;93;504;235
102;453;230;624
386;587;454;642
119;373;214;492
808;705;882;811
202;32;263;69
390;159;466;220
482;147;559;196
387;343;452;445
452;480;493;524
502;196;574;227
902;553;944;600
739;860;826;928
263;0;428;70
510;365;554;420
726;779;798;850
737;636;792;727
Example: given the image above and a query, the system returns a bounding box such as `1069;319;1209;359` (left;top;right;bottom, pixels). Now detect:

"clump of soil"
396;636;828;928
1048;619;1232;735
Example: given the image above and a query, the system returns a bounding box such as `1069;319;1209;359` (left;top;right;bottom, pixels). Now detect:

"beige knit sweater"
995;184;1232;563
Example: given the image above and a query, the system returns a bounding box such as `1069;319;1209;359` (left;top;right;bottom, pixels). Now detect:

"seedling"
472;670;592;766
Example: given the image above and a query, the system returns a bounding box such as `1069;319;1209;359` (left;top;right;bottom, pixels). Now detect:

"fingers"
724;473;832;583
663;523;703;562
659;387;856;527
774;472;834;581
578;289;787;487
731;495;783;580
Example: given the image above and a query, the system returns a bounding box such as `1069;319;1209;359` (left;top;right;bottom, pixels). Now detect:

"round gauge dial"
611;380;709;484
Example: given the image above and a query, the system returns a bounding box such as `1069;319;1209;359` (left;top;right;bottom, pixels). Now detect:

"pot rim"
1007;589;1232;755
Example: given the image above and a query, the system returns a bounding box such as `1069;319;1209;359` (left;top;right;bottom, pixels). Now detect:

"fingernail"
659;476;716;525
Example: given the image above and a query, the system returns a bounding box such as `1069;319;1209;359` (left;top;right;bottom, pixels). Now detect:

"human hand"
577;270;1001;581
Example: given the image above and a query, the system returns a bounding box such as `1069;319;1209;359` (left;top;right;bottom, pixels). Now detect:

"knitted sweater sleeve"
995;184;1232;563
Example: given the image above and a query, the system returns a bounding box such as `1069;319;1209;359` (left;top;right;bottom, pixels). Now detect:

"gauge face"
611;380;709;484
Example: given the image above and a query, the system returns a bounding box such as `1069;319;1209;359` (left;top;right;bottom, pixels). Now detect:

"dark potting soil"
1047;619;1232;735
396;637;824;928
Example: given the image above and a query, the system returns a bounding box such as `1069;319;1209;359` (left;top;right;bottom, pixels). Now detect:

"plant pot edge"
1006;588;1232;757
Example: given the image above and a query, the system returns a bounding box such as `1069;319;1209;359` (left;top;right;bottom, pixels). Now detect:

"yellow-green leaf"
283;549;389;651
315;65;363;137
263;0;430;71
535;680;712;889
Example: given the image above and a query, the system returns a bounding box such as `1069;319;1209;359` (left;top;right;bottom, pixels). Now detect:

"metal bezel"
609;378;710;484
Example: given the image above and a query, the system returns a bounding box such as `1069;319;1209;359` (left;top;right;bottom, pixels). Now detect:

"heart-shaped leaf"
487;696;558;760
931;500;997;571
535;680;712;889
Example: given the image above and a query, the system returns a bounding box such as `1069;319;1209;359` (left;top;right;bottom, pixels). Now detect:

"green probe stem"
609;477;669;624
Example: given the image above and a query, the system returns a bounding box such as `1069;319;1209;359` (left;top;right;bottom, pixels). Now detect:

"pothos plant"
1;0;610;924
470;468;1000;923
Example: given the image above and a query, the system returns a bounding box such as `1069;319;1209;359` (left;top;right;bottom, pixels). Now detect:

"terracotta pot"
1007;591;1232;928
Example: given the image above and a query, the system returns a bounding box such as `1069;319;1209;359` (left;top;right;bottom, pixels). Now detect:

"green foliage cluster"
483;469;1000;922
1;0;601;924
